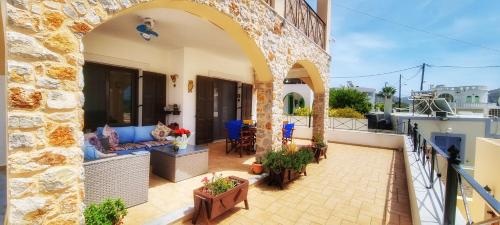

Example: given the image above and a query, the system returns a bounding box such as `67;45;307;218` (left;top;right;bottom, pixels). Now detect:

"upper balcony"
264;0;330;50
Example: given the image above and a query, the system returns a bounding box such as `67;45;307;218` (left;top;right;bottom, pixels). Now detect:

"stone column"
255;81;283;152
312;92;328;140
5;3;86;224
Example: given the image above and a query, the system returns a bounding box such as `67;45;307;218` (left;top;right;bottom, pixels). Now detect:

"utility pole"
420;63;426;91
399;74;402;108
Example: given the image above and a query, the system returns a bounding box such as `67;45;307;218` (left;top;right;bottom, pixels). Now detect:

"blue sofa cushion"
83;140;100;161
114;126;135;144
134;126;156;143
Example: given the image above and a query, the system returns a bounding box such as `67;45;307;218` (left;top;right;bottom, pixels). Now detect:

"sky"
307;0;500;96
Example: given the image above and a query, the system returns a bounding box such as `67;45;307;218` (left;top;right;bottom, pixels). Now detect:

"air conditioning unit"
435;111;448;120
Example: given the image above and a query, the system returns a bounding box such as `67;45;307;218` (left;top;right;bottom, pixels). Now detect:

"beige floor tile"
129;143;413;225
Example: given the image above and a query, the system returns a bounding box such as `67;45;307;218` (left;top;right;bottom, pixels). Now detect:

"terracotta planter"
267;167;307;189
192;176;249;224
251;163;263;174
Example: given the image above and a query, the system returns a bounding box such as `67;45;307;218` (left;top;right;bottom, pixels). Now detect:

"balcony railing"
263;0;273;6
284;0;326;49
407;120;500;225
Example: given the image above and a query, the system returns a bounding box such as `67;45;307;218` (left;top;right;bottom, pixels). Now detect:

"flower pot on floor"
192;176;249;224
251;163;263;174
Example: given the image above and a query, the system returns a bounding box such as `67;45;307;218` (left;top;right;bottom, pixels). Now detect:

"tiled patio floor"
123;141;260;225
174;143;412;225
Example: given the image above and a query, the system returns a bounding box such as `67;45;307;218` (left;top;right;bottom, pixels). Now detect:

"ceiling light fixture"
136;17;159;41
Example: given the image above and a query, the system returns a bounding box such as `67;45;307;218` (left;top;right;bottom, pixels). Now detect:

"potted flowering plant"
311;135;328;163
262;145;314;189
192;173;249;224
251;155;263;175
171;128;191;150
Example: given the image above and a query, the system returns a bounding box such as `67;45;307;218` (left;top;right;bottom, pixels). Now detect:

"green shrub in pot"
84;199;127;225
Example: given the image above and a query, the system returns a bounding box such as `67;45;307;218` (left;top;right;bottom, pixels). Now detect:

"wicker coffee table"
151;145;209;182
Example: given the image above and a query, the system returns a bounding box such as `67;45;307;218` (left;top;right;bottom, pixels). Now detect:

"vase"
175;134;189;150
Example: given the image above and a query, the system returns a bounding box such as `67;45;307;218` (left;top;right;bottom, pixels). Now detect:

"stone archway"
284;61;329;140
4;0;330;223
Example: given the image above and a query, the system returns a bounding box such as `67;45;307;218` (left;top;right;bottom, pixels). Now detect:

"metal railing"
407;119;500;225
284;115;313;127
284;0;326;49
329;118;368;131
262;0;273;6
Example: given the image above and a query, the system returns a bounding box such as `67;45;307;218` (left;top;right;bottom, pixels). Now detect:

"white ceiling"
88;8;249;61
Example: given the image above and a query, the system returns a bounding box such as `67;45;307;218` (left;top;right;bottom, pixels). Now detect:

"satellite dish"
136;17;159;41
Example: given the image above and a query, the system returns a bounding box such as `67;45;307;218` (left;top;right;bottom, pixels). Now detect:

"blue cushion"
83;140;99;161
96;127;104;137
114;126;135;144
133;126;155;143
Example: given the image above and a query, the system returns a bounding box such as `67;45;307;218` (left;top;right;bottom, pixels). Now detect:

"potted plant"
84;199;127;225
251;155;264;175
262;145;314;189
171;128;191;150
312;135;328;163
192;173;249;224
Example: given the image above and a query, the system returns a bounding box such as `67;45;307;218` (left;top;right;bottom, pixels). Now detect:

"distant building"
344;81;376;107
429;85;499;114
283;78;314;115
431;85;489;104
488;88;500;106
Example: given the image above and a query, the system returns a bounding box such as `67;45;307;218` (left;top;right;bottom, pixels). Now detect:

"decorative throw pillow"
99;137;111;154
102;125;119;148
151;122;171;141
84;133;103;151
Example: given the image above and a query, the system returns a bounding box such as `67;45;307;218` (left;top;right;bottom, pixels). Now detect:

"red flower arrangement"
172;128;191;138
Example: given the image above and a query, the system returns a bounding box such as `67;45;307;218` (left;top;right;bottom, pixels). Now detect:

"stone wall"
4;0;330;223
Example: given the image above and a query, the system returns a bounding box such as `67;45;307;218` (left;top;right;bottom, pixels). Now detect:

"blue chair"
282;123;295;145
225;120;243;156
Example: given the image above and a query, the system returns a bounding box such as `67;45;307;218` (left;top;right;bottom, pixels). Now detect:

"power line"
403;67;422;81
333;3;500;54
331;65;421;78
427;64;500;69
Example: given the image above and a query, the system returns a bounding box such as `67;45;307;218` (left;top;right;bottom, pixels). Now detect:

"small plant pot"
192;176;249;224
251;163;263;174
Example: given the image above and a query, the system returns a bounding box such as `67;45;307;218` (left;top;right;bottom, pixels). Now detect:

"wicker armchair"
83;153;150;208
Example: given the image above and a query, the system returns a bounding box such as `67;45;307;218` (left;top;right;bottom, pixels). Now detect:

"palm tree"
378;86;397;121
378;86;397;98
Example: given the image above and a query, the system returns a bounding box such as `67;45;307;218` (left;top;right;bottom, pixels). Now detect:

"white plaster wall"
83;32;170;74
327;130;405;149
470;138;500;222
283;84;313;108
393;116;487;166
82;33;255;145
181;47;253;144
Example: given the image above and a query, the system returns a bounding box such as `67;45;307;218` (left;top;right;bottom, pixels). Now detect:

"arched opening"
438;93;454;103
283;92;306;115
78;2;275;223
283;62;327;139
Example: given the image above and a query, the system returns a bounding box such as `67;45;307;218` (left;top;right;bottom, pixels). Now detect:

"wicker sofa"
83;152;150;208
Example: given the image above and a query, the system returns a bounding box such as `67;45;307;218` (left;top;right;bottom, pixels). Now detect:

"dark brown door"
213;79;237;140
241;83;253;120
83;62;139;131
142;71;166;125
196;76;214;144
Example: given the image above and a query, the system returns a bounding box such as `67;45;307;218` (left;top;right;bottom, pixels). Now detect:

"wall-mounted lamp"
188;80;194;93
170;74;179;87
